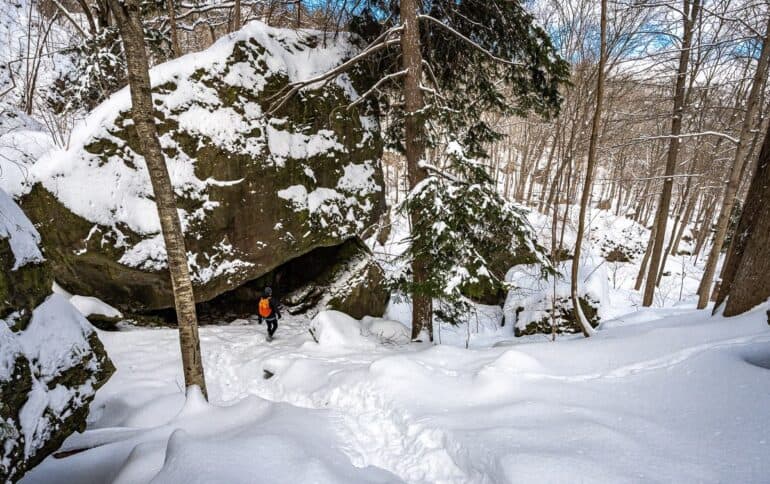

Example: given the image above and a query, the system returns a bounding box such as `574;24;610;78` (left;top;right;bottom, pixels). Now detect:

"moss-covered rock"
503;259;607;337
20;23;386;313
0;191;113;483
0;237;51;331
512;296;600;337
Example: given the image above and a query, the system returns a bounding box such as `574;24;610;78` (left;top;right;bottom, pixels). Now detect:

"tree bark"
697;14;770;309
168;0;181;58
107;0;208;397
643;0;700;307
400;0;432;341
234;0;242;31
570;0;607;338
715;123;770;316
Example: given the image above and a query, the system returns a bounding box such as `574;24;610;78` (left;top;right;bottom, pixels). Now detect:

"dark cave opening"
148;242;354;325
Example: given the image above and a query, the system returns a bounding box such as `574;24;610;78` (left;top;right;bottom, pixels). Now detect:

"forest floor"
22;297;770;483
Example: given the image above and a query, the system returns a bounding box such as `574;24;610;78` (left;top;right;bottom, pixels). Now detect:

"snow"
0;110;55;198
17;295;97;383
19;299;770;484
53;281;123;319
361;317;412;345
309;310;376;350
68;296;122;319
0;187;44;269
266;126;345;163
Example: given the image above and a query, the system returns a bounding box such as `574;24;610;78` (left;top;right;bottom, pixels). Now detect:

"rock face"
503;258;608;337
0;189;114;483
20;22;387;315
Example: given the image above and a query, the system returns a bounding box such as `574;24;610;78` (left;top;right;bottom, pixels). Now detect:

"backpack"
258;297;273;318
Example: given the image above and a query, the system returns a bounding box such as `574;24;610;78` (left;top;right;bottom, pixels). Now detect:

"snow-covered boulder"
309;311;376;349
589;211;649;262
0;190;113;483
503;257;609;336
20;22;386;314
361;316;411;344
0;110;55;199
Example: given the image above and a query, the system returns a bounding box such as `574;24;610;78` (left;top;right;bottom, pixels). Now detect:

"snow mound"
310;311;376;349
0;110;55;198
361;316;411;344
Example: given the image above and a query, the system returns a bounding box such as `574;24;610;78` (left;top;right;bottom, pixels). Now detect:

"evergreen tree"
271;0;568;336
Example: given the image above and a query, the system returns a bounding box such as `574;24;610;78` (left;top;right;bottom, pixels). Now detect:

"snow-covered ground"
21;296;770;483
19;205;769;483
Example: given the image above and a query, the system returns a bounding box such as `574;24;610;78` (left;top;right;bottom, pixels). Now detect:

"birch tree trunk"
107;0;208;397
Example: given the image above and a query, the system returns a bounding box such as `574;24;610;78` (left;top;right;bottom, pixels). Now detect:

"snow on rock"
0;110;55;199
67;296;122;319
310;311;376;350
361;316;411;345
0;188;43;270
0;188;51;331
526;206;649;262
20;21;386;312
504;256;609;336
1;295;113;482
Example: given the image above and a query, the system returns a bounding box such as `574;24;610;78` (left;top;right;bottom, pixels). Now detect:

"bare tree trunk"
715;123;770;316
234;0;242;31
670;193;695;255
107;0;207;397
538;121;560;211
400;0;432;341
697;14;770;309
168;0;181;58
635;222;657;291
693;195;715;260
570;0;606;338
643;0;700;307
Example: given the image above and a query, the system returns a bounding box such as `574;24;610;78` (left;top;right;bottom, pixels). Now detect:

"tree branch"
418;14;523;67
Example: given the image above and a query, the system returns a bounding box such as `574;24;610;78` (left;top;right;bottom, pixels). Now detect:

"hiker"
258;287;281;341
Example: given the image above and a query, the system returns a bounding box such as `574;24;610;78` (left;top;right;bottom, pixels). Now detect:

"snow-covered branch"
620;131;740;146
418;15;523;67
347;70;407;110
268;27;403;114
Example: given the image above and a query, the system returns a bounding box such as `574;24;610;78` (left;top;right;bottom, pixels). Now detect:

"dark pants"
266;317;278;337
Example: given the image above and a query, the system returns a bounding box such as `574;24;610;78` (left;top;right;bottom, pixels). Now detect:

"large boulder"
0;189;113;482
20;22;386;314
